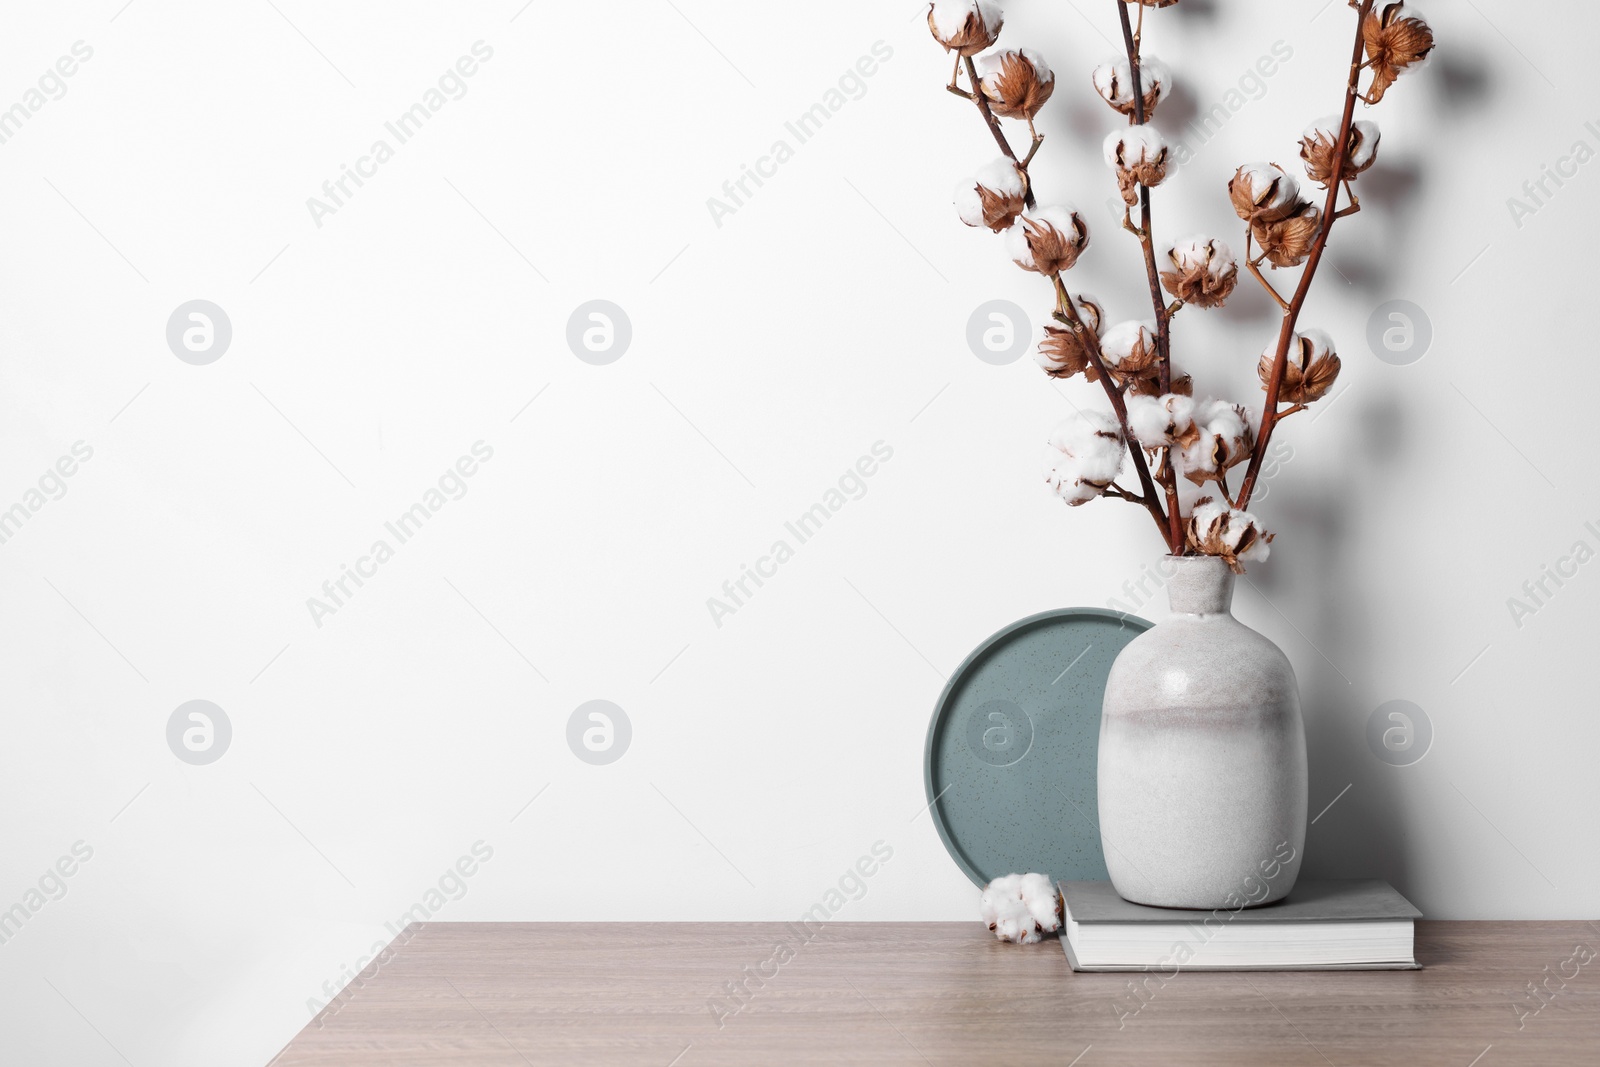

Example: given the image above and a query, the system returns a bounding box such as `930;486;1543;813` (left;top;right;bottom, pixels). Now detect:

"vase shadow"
1251;391;1424;902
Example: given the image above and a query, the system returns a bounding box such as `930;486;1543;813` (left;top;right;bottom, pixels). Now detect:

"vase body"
1097;556;1307;908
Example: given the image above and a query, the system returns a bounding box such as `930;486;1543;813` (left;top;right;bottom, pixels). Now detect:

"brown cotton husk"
1187;498;1274;574
1097;67;1164;120
1363;2;1434;104
928;7;1002;57
1039;297;1104;379
1016;212;1088;275
1115;159;1168;207
1160;243;1238;309
1299;124;1379;187
1229;165;1300;225
1039;325;1091;379
1251;202;1322;268
975;182;1026;232
1260;339;1341;404
982;51;1055;120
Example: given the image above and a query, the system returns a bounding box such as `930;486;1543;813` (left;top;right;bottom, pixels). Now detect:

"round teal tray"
923;608;1153;887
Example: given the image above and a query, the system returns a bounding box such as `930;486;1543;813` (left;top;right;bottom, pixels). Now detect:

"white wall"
0;1;1593;1064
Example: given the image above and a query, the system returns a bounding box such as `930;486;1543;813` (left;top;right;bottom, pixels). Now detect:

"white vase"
1097;556;1307;908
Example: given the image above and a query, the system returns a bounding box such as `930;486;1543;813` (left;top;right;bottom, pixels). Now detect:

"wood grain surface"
269;921;1600;1066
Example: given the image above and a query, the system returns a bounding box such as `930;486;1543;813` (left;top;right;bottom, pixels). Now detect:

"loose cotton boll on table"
980;873;1062;944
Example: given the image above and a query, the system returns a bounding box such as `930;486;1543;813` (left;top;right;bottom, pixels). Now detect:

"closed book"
1058;879;1421;971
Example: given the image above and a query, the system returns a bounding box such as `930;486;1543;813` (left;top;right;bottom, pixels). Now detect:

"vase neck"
1166;556;1235;615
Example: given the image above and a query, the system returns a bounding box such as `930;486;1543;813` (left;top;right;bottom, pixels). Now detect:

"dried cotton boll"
1261;330;1342;404
1229;163;1302;224
1179;398;1254;485
1100;320;1160;382
1043;410;1125;506
1007;205;1090;276
954;158;1027;232
1299;117;1381;186
1252;201;1322;269
1124;394;1167;447
1104;125;1170;206
979;872;1062;944
1187;498;1274;574
975;48;1055;123
1363;2;1435;104
1034;293;1106;380
1160;236;1238;308
1126;392;1198;449
927;0;1005;57
1090;56;1171;119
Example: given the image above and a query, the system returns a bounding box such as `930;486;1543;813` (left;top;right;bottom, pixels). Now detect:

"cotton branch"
1234;0;1375;511
961;56;1037;209
1053;277;1176;550
1115;0;1185;554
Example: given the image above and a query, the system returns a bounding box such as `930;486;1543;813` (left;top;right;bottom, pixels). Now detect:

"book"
1057;879;1422;971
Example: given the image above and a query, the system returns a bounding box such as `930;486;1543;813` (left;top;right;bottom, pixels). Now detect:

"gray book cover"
1059;879;1421;924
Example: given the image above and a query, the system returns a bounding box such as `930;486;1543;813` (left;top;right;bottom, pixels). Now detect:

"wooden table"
270;921;1599;1066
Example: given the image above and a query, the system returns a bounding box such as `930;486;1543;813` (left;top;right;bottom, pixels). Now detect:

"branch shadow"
1252;390;1424;902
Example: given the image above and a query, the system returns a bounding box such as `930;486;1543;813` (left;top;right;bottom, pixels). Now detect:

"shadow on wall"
1168;0;1221;23
1257;34;1498;903
1326;41;1495;294
1258;391;1420;896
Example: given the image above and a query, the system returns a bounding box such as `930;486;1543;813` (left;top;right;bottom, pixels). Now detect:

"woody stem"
1053;276;1175;550
1235;0;1374;511
962;55;1036;209
1117;0;1185;553
1246;255;1291;311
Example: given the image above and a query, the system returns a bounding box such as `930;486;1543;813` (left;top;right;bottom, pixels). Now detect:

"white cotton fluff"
930;0;1004;37
1103;124;1167;167
1004;204;1084;269
1300;328;1336;361
1168;235;1235;276
979;872;1061;944
1269;329;1336;365
1043;409;1124;505
1099;320;1156;368
1237;162;1300;212
1177;398;1248;476
1090;56;1171;108
1125;392;1196;447
953;157;1025;227
1069;292;1105;335
1350;121;1381;167
975;46;1054;87
1034;293;1105;371
1303;116;1382;168
1190;499;1272;564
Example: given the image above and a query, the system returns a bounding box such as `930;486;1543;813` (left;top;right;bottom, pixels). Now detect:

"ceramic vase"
1097;556;1307;908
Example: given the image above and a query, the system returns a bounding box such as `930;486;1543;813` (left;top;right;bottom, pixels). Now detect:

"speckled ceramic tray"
923;608;1153;888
